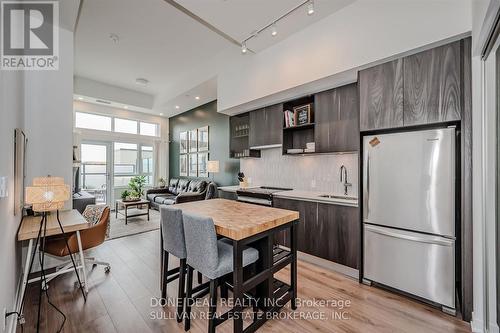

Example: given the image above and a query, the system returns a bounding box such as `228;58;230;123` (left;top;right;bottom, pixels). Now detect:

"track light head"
271;24;278;37
307;0;315;15
241;42;248;54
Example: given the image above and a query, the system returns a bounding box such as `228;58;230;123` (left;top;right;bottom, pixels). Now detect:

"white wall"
217;0;472;113
240;149;358;196
23;27;74;209
0;70;25;333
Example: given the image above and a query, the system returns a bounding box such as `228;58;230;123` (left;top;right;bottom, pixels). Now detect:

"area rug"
107;207;160;240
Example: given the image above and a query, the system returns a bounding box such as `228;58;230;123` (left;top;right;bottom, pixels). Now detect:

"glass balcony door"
80;142;112;205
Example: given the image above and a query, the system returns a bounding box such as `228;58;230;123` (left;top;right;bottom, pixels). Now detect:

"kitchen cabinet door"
403;41;462;125
315;84;359;152
359;59;404;131
249;108;266;148
317;203;360;269
249;104;283;148
273;197;317;253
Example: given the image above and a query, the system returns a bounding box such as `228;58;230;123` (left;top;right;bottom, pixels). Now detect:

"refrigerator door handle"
364;225;455;246
363;150;370;221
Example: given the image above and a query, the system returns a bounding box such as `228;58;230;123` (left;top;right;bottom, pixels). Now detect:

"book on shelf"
284;110;295;128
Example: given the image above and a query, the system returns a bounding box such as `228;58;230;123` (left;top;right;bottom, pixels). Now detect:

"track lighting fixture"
241;42;248;54
271;23;278;37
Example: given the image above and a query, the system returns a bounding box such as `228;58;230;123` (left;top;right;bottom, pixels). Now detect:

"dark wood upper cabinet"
359;59;404;131
314;83;359;152
229;113;260;158
403;41;462;125
249;104;283;148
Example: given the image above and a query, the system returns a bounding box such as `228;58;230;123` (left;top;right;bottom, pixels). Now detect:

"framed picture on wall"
198;152;208;177
180;131;188;154
198;126;209;152
188;154;198;177
180;154;187;176
189;129;198;152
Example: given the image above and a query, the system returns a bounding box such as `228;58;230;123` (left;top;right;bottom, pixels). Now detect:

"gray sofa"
146;178;217;210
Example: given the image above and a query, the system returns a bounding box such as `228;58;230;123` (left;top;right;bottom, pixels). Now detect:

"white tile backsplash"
240;148;358;198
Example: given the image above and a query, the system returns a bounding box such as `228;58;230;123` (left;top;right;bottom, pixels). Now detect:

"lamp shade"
207;161;219;173
25;176;70;212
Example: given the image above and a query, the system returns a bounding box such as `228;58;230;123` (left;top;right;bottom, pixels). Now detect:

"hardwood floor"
19;230;470;333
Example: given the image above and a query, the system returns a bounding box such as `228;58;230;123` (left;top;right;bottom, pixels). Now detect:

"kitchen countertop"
274;190;359;207
219;186;358;207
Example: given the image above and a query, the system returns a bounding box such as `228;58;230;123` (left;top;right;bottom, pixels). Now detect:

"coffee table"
115;199;150;225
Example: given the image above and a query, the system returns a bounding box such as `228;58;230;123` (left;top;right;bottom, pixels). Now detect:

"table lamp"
207;160;219;180
23;176;85;333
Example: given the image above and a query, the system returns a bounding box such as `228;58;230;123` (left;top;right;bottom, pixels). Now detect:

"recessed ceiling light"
195;96;200;100
78;97;83;100
109;33;120;44
175;105;180;109
124;105;128;109
135;78;149;86
307;0;315;15
160;113;164;116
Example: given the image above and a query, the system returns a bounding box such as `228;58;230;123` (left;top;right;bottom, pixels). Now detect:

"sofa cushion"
187;180;207;193
162;198;176;205
154;194;175;204
168;178;180;195
177;179;191;193
206;182;218;200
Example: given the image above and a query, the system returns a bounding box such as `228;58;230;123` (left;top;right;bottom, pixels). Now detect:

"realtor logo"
1;1;59;70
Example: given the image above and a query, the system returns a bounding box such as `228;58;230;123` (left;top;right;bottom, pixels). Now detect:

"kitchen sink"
318;194;357;201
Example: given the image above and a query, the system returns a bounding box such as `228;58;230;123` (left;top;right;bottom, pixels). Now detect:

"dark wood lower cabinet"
273;197;360;269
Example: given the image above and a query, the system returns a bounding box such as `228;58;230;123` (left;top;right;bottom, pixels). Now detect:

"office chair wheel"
74;281;86;289
104;265;111;273
92;263;97;269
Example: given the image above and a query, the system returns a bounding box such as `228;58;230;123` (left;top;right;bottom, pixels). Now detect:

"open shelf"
283;123;315;131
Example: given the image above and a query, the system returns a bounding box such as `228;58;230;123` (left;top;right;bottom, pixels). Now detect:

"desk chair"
43;206;111;288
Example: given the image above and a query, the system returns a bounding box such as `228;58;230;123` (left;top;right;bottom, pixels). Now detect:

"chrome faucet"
340;165;352;196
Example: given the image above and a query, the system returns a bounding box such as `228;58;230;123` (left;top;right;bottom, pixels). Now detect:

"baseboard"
8;272;23;333
471;311;485;333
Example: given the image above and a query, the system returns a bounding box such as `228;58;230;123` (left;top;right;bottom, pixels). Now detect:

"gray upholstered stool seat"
182;212;259;332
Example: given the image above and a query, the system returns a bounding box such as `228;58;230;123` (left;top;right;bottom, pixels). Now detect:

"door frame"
80;140;113;205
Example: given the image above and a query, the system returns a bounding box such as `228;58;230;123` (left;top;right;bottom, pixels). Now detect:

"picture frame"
14;129;27;216
179;154;188;176
198;126;209;152
188;154;198;177
293;104;312;126
189;129;198;152
197;152;208;177
180;131;188;154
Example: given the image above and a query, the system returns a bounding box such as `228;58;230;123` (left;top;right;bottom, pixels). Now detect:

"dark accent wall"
169;100;239;186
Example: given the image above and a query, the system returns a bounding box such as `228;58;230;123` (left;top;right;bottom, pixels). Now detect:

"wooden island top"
174;198;299;240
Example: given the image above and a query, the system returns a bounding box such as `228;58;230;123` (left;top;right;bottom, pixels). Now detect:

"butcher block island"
170;199;299;333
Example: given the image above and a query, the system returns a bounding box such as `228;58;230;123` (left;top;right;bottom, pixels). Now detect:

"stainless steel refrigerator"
362;127;456;313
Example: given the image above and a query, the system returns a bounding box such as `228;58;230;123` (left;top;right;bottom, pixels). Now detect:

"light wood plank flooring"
19;230;471;333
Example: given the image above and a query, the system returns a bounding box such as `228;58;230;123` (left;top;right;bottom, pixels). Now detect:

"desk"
17;210;90;316
174;199;299;333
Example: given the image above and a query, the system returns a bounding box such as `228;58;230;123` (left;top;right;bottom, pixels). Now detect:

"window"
80;143;108;204
114;143;138;187
75;112;111;131
115;118;138;134
140;122;158;136
141;145;153;185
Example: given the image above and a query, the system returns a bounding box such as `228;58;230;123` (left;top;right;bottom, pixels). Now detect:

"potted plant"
128;175;147;199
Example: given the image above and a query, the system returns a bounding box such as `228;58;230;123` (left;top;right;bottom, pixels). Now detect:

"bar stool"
160;206;189;322
182;212;259;332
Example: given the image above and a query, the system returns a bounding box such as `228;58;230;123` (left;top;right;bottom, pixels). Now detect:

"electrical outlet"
2;307;6;331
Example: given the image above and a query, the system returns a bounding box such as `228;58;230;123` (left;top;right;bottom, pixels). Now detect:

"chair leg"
176;258;186;323
184;265;193;332
197;271;203;284
161;251;169;300
208;279;218;333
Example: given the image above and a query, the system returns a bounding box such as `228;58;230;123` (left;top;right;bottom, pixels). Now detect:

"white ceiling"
176;0;355;52
75;0;356;116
